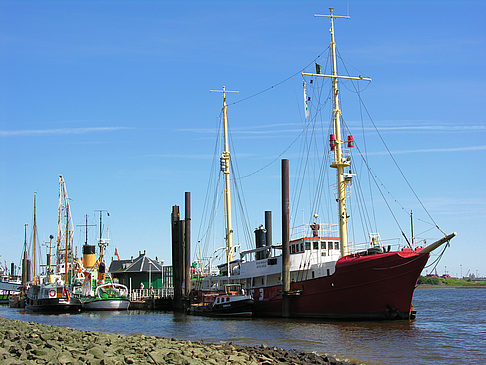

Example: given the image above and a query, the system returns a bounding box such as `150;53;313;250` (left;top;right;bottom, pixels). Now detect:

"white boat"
81;282;130;310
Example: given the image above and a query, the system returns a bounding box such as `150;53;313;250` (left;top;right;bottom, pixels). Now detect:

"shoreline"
0;316;356;364
416;284;486;289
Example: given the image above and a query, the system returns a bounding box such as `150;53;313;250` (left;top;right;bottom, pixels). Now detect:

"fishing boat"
25;274;81;312
191;9;455;320
26;181;82;312
73;212;130;311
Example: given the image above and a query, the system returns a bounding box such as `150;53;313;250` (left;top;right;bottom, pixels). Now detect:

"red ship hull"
251;249;429;320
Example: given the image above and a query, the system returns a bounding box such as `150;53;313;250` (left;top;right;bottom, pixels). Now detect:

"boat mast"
210;86;239;267
65;202;70;284
58;175;74;283
33;193;37;284
96;210;109;264
23;223;28;291
329;8;350;256
303;8;371;256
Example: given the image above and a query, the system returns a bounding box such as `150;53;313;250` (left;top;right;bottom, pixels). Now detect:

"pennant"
303;80;310;118
315;63;323;74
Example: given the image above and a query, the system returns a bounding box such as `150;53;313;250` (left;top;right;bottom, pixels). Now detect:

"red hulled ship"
191;8;455;320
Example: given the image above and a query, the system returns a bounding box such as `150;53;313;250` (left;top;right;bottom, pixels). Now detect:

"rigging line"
229;46;331;106
237;50;333;181
196;111;223;242
356;84;377;233
424;243;449;270
308;69;332;218
353;142;412;248
341;117;374;235
356;93;445;235
336;49;372;94
228;133;253;248
293;77;333;221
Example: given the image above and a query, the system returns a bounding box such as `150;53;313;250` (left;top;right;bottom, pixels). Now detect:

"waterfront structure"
109;251;170;293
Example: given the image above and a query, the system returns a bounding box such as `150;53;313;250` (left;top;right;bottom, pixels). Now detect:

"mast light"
330;134;336;151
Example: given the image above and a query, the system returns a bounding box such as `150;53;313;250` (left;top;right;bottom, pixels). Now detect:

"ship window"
305;242;311;250
334;242;339;250
300;243;304;252
313;241;319;250
327;269;330;276
226;298;230;302
291;245;295;254
312;271;315;279
321;242;326;249
321;252;326;256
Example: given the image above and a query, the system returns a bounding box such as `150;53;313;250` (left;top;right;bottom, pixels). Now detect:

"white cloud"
367;145;486;156
0;127;131;137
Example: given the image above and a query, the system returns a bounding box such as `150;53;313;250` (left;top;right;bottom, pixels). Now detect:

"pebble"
0;315;357;364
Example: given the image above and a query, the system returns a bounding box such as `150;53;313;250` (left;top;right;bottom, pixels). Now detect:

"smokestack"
265;211;272;258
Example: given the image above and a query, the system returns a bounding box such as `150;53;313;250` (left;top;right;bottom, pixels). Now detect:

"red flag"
114;248;120;261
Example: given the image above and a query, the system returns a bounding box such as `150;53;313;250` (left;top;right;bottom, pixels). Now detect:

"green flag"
315;63;323;74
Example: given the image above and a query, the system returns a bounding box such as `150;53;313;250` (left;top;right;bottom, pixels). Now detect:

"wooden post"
184;192;191;297
281;159;291;317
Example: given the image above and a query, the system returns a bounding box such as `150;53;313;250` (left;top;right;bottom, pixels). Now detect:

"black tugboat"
189;284;253;317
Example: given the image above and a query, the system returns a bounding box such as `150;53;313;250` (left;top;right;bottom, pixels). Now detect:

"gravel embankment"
0;316;356;364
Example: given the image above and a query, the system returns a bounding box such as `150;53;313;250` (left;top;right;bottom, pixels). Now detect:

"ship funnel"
82;244;96;268
254;225;267;260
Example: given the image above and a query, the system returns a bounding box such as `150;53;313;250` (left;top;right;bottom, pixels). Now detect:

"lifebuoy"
49;289;56;298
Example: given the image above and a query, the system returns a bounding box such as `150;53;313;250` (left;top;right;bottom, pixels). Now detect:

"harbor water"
1;288;485;364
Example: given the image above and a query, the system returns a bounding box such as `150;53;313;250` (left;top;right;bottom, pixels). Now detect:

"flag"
303;80;310;118
114;248;120;261
315;63;323;74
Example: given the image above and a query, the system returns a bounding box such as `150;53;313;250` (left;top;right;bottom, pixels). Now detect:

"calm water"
1;288;485;364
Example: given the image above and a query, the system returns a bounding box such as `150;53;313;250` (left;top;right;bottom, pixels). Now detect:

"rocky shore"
0;316;356;364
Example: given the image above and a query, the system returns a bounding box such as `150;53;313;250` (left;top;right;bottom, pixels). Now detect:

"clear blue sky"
1;0;485;278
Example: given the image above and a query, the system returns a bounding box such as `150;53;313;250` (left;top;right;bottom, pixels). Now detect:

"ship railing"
290;222;339;241
129;287;174;301
348;237;413;254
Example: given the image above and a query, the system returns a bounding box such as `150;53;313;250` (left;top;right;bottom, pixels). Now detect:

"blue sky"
1;0;485;278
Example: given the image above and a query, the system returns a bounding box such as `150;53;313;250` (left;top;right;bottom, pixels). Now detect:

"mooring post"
184;192;191;297
171;205;183;311
281;159;291;318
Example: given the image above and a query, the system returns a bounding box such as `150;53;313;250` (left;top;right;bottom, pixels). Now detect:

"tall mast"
23;223;28;291
210;86;239;265
65;202;69;284
329;8;350;256
33;193;37;284
58;175;74;282
303;8;371;256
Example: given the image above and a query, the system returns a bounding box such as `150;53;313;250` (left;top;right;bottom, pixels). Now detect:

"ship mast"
33;193;37;284
303;8;371;256
57;175;74;283
210;86;239;267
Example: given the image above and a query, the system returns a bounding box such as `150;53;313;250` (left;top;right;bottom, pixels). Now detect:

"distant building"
108;251;172;291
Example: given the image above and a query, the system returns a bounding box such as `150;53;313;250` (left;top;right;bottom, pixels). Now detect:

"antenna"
76;214;96;246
